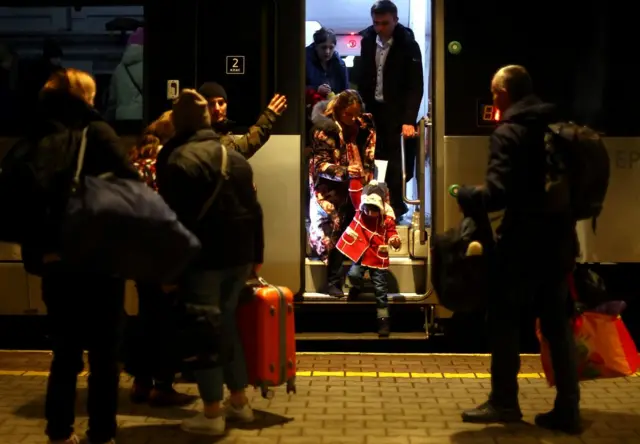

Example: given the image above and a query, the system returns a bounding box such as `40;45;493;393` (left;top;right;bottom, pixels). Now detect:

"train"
0;0;638;343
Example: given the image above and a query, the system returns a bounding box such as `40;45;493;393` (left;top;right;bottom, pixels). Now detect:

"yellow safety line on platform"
2;369;639;379
0;350;546;358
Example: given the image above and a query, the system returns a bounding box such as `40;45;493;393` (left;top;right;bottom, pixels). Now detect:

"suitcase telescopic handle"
247;276;269;287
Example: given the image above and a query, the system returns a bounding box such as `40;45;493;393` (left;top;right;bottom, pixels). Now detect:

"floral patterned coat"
307;100;377;262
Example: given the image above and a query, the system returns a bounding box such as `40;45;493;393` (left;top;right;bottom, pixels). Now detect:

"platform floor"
0;351;639;443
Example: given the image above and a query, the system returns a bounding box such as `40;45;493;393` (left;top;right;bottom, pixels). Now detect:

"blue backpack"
59;127;227;283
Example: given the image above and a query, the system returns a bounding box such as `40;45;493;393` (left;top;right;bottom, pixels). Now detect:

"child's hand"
348;165;363;177
389;237;402;250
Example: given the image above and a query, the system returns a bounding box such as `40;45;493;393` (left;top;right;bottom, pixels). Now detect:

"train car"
0;0;638;343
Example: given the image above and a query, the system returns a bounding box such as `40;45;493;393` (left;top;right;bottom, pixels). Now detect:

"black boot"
377;317;390;337
461;401;523;423
535;409;582;435
325;284;344;298
325;249;345;298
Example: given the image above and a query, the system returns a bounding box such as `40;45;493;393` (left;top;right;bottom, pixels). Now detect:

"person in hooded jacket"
21;68;139;444
358;0;424;218
456;65;581;434
155;89;264;436
197;82;287;159
107;27;144;120
306;27;349;98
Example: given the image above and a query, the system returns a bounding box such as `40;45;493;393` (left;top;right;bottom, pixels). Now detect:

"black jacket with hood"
358;23;424;126
457;95;579;276
156;129;264;271
21;90;139;274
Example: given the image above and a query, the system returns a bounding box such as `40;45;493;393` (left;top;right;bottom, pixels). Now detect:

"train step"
303;257;429;299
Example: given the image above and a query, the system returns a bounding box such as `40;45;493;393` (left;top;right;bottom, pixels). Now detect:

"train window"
444;0;640;137
0;5;145;136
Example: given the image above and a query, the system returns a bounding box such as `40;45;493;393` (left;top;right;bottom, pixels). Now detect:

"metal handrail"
400;128;421;205
399;118;428;245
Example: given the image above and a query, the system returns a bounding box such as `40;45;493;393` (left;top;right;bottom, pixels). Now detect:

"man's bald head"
491;65;533;113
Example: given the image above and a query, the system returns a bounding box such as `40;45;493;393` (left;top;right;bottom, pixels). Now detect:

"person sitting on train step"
21;68;139;444
306;27;350;98
155;89;264;436
357;0;424;219
198;81;287;159
124;110;197;408
457;65;581;434
308;89;376;297
337;179;401;337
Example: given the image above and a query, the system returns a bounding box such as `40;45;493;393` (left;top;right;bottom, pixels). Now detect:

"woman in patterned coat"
308;89;376;297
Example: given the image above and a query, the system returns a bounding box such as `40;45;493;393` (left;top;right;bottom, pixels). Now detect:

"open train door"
189;0;304;294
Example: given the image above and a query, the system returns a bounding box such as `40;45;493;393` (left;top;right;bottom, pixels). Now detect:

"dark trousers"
370;102;414;216
326;248;346;287
348;263;389;310
489;271;580;411
42;264;125;443
129;283;177;389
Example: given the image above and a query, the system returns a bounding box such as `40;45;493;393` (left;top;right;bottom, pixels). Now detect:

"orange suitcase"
237;277;296;398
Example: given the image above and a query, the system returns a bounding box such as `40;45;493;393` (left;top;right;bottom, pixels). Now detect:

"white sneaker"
181;412;226;435
49;436;80;444
224;399;254;422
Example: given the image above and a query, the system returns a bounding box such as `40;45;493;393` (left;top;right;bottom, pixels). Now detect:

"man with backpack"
456;65;605;434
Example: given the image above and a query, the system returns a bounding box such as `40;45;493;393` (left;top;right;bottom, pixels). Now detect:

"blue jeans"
181;264;252;403
348;263;389;317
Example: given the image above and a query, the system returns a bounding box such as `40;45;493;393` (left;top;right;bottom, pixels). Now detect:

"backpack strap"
71;127;90;191
196;144;230;222
124;64;143;96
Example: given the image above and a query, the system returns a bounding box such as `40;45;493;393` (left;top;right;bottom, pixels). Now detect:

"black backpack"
544;122;610;232
0;127;80;245
431;200;496;313
0;138;46;244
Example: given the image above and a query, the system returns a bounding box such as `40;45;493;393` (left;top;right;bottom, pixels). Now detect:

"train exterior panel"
0;0;638;336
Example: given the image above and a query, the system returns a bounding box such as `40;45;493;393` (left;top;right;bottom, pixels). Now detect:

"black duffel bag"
431;188;495;313
169;300;229;372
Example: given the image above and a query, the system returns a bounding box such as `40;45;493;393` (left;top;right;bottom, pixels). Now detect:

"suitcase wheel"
260;385;275;400
286;378;297;394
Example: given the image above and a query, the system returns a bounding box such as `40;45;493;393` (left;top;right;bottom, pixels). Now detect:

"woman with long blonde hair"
24;68;138;444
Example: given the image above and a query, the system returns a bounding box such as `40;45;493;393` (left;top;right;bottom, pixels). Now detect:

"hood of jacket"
311;99;338;134
121;43;143;67
501;94;557;126
37;89;104;133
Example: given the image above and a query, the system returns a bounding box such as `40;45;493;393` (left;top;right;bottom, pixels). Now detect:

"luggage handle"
246;275;269;287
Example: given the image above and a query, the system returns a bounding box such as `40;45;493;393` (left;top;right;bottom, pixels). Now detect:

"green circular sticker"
448;41;462;55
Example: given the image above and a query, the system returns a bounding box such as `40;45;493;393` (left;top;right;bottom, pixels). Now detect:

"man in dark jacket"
458;65;581;434
156;89;264;435
198;81;287;159
357;0;424;217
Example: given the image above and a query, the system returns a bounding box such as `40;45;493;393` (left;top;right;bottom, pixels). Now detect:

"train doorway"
302;0;434;310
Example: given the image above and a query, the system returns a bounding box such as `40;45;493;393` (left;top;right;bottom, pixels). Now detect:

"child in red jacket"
336;177;402;337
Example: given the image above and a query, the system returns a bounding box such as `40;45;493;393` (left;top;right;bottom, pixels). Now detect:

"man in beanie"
156;89;265;436
335;176;402;337
198;81;287;159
